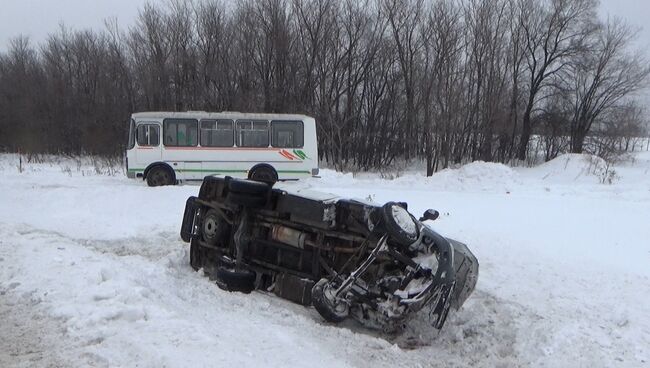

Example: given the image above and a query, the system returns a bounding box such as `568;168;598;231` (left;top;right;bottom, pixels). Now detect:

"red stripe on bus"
284;150;299;160
279;151;295;160
163;147;279;151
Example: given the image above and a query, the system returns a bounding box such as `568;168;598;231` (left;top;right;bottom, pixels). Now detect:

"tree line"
0;0;648;173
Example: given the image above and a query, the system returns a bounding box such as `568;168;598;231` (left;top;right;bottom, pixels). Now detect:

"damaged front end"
310;204;479;332
180;176;478;333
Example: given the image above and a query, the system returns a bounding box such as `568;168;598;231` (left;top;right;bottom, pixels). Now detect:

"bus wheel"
147;166;174;187
248;165;278;184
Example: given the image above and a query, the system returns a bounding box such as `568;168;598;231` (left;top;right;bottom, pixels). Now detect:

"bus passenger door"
135;123;162;167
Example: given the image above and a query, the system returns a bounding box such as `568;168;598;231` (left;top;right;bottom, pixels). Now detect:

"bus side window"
136;124;160;147
236;120;269;147
200;119;234;147
271;121;304;148
164;119;198;147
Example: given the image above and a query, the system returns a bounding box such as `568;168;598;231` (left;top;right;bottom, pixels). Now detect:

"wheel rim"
150;169;171;186
202;213;220;243
322;282;348;315
203;217;218;238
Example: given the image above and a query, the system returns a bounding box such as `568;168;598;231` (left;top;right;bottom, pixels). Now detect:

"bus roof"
132;111;314;121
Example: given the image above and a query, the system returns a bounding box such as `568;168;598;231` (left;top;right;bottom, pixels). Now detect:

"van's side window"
271;121;304;148
136;124;160;147
164;119;198;147
200;119;234;147
236;120;269;147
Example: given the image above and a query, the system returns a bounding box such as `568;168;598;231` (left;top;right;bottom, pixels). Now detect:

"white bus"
126;111;319;186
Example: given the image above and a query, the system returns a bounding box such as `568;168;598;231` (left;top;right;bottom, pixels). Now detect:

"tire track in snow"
0;286;70;368
9;223;180;261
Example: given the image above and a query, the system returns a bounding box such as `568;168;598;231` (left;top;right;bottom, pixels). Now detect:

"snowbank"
316;161;520;194
429;161;521;192
1;152;650;367
524;153;610;184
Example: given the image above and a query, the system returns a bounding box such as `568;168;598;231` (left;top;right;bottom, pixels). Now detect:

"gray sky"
0;0;648;52
0;0;150;51
599;0;650;51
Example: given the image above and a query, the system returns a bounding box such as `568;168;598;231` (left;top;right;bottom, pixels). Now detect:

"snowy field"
1;153;649;368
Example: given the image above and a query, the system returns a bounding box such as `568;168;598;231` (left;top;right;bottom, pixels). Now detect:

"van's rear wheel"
147;166;174;187
248;165;278;184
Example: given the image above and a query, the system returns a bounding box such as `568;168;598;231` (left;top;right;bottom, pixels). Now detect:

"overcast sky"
0;0;648;52
0;0;149;51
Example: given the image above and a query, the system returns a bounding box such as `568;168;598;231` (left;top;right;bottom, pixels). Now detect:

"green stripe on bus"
177;169;247;173
177;169;311;174
128;168;310;174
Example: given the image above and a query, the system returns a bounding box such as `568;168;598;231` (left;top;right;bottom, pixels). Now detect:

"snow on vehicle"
180;176;478;332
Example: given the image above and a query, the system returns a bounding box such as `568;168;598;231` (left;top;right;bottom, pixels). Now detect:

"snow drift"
1;153;649;367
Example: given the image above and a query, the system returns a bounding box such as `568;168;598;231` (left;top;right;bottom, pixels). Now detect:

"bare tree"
565;18;650;153
421;0;464;174
383;0;425;159
0;36;46;152
0;0;649;171
516;0;597;160
463;0;509;162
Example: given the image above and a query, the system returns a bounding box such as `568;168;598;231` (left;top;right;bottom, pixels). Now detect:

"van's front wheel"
311;279;349;323
147;166;174;186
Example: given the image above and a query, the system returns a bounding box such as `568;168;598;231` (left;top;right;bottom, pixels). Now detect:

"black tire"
248;165;278;184
146;166;175;187
227;192;267;208
189;238;205;271
201;209;226;245
228;177;270;195
199;176;225;199
311;278;349;323
215;268;256;293
382;202;419;247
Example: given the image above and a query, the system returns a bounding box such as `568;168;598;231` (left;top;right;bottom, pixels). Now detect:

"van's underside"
180;176;479;333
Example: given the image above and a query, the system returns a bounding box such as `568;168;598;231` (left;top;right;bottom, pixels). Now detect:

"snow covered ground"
1;152;649;367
